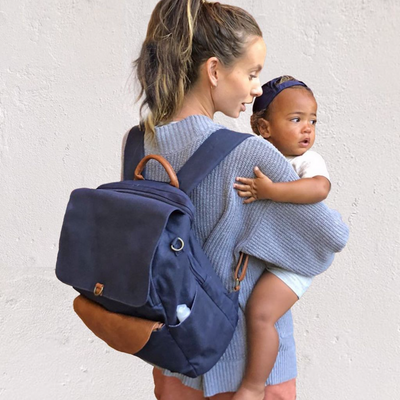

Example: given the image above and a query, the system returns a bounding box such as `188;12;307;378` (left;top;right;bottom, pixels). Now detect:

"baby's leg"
233;272;298;400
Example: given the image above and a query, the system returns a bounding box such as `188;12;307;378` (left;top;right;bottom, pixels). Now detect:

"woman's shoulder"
216;128;282;157
164;122;295;183
236;132;280;155
225;132;293;182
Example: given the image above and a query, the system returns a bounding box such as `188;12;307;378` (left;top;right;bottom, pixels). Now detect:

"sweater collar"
151;115;223;153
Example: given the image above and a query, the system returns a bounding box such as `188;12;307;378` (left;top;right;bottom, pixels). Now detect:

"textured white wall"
1;1;399;399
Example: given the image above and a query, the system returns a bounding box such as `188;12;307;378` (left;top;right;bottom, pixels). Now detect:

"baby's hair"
135;0;262;134
250;75;314;136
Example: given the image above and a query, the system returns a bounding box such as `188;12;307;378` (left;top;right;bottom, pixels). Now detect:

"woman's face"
212;36;266;118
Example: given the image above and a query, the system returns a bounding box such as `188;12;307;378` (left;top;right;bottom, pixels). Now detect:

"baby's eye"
311;119;317;125
249;74;257;80
290;117;300;123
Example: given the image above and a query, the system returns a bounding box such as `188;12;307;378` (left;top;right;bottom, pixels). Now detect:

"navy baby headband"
252;77;308;113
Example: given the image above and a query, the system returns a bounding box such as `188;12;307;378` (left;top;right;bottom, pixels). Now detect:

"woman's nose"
252;82;263;98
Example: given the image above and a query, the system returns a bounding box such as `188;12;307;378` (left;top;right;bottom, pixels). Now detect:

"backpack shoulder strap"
123;125;144;181
177;129;252;195
123;126;252;193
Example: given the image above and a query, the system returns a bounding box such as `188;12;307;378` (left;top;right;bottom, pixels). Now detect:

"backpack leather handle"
134;154;180;189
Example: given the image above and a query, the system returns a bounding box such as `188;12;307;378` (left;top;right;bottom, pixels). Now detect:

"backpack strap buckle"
93;283;104;296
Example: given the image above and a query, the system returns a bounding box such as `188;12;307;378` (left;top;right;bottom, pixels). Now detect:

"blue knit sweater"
141;115;349;396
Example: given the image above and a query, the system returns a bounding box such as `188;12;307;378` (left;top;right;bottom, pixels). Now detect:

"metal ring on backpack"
171;237;184;252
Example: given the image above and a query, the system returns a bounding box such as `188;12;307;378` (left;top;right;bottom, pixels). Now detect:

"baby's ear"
258;118;271;139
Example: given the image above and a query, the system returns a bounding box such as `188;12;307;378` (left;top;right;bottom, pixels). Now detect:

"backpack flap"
56;183;179;308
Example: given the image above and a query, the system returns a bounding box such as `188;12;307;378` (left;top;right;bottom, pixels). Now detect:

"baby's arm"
234;166;331;204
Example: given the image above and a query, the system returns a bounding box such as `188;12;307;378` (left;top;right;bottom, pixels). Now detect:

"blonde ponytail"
135;0;262;134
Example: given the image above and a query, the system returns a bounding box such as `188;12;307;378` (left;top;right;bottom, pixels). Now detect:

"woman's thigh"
264;378;296;400
153;368;296;400
210;381;296;400
153;368;208;400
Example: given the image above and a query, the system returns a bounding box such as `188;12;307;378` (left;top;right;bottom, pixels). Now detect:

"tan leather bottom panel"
73;295;163;354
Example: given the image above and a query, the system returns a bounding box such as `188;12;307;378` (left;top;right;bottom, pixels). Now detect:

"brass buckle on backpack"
93;283;104;296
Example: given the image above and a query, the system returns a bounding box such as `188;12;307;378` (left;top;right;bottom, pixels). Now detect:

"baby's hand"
234;166;273;204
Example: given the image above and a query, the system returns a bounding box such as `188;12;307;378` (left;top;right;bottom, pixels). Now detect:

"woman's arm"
120;130;130;180
234;137;349;278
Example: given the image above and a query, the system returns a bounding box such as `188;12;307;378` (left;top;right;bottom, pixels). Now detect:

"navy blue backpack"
56;126;250;377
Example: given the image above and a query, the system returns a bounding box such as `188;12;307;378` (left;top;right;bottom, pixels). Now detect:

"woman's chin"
227;109;241;119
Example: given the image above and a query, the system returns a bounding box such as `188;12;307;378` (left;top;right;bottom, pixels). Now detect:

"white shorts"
268;266;313;299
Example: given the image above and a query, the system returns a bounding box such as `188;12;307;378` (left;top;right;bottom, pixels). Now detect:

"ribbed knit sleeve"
243;200;349;276
214;135;349;277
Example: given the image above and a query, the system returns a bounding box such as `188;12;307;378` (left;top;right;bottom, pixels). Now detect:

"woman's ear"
205;57;220;87
258;118;271;139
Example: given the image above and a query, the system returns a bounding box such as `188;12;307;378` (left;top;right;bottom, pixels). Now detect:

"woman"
131;1;349;399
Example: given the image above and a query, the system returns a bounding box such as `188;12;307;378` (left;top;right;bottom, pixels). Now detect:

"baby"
233;76;331;400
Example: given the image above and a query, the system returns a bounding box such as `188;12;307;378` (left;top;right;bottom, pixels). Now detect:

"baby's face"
264;88;317;157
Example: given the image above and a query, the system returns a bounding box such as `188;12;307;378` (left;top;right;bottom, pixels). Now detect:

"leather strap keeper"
73;295;163;354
